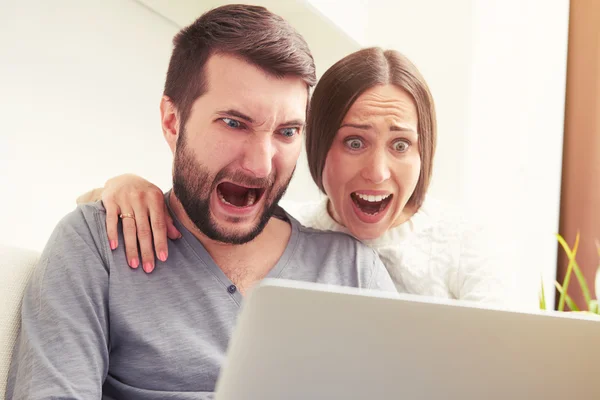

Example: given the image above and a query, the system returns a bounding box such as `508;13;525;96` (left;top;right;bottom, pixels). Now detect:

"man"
6;5;396;399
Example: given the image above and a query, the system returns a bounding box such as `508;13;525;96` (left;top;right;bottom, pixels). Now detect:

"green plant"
539;233;600;315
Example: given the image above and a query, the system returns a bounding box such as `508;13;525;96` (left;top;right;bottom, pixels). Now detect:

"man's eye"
222;118;242;129
280;127;298;137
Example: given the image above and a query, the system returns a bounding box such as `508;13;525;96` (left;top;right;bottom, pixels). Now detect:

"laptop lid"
215;279;600;400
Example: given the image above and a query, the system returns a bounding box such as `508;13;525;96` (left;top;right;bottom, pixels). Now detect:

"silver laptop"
215;279;600;399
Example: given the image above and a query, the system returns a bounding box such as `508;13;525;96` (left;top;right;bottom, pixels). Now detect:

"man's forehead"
204;54;302;88
202;54;308;123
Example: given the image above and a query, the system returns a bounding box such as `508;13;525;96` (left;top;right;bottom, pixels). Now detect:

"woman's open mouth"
216;182;266;208
350;192;393;220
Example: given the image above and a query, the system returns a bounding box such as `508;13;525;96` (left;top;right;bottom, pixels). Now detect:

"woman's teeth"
355;193;391;202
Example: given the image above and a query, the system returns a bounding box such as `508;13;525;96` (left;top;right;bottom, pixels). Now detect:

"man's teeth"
217;189;257;207
355;193;391;202
246;190;256;206
218;190;231;205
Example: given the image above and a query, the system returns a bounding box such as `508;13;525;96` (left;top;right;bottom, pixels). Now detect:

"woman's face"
322;84;421;240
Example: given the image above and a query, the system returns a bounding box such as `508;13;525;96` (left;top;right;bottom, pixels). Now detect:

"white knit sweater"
281;196;522;307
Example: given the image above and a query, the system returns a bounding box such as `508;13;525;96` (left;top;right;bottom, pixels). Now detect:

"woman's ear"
160;96;179;153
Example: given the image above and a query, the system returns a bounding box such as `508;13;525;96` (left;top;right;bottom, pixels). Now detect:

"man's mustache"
213;169;276;190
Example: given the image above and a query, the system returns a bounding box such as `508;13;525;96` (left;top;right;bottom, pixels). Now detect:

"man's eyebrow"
217;110;304;127
280;119;305;127
217;109;254;123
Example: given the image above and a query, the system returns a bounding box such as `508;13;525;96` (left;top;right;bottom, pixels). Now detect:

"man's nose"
240;135;274;178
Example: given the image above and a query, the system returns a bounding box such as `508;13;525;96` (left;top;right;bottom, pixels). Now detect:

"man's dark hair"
164;4;317;124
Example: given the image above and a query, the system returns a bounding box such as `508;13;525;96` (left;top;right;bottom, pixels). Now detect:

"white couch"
0;245;40;399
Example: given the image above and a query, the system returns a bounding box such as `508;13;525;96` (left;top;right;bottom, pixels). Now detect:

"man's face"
168;54;307;244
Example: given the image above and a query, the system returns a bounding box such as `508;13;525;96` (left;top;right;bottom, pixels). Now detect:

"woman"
80;47;513;305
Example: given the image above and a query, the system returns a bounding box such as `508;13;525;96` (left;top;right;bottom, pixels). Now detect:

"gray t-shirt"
7;194;396;399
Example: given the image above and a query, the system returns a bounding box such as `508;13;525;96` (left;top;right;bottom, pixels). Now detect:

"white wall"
464;0;569;306
303;0;369;46
0;0;178;251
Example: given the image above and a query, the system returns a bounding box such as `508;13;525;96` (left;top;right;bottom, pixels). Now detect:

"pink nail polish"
130;258;139;269
159;251;167;262
110;240;117;250
144;262;153;273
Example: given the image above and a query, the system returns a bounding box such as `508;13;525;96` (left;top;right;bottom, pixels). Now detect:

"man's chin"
203;204;273;244
204;221;265;245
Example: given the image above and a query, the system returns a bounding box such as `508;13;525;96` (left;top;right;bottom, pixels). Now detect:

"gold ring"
119;213;135;220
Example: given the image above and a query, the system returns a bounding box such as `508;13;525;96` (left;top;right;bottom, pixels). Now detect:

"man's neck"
168;192;291;292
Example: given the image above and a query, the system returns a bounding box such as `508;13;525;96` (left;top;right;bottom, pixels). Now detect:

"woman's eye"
345;138;364;150
222;118;241;129
393;140;410;152
280;127;298;137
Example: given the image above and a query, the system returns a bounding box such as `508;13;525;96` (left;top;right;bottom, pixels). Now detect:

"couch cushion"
0;244;40;398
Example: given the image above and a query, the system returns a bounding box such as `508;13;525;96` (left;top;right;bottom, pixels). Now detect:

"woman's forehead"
343;85;418;127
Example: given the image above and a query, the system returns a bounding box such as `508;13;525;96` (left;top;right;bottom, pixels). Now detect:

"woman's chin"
345;220;388;241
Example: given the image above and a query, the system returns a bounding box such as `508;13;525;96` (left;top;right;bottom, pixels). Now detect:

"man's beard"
172;135;293;245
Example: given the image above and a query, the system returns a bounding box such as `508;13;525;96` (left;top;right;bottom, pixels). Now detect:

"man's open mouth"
217;182;266;208
350;192;393;215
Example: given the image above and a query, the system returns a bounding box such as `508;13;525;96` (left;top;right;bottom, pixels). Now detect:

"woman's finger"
103;197;120;251
166;209;182;241
120;210;140;269
131;204;156;274
147;195;170;263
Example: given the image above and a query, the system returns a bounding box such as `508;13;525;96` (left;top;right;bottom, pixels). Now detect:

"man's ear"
160;96;179;153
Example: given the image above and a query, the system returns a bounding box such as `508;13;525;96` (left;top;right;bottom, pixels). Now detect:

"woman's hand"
102;174;181;273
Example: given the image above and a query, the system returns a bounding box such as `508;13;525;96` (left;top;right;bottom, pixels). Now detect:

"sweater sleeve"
6;205;111;399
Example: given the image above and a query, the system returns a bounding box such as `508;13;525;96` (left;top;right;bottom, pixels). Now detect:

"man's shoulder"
294;217;343;238
293;220;378;259
19;201;112;314
279;198;324;227
61;200;107;225
44;201;111;265
296;222;354;241
289;219;396;292
53;201;108;239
